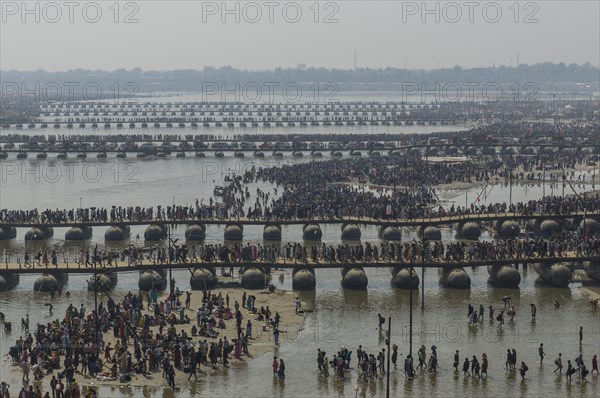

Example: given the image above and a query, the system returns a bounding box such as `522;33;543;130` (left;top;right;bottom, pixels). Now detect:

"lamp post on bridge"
24;232;37;266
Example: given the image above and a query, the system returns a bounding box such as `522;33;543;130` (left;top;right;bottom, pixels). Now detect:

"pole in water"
386;316;391;398
421;263;425;310
409;260;413;358
93;259;98;347
542;163;546;197
421;238;426;309
168;226;173;307
509;174;513;207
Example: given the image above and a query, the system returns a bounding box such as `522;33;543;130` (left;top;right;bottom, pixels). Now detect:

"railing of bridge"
1;210;599;227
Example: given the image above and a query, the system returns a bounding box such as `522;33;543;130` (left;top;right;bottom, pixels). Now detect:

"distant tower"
354;49;357;70
517;52;520;66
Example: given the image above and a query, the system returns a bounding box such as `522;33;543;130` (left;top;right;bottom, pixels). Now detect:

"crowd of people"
467;121;599;142
185;237;599;264
2;283;291;397
315;312;599;384
15;231;600;273
1;116;598;397
426;195;600;218
253;185;435;221
4;193;598;226
248;156;505;188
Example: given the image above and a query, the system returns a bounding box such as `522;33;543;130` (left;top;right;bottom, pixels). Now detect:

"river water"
0;124;599;397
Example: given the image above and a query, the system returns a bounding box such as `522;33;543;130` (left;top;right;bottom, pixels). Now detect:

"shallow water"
1;136;599;397
1;266;599;398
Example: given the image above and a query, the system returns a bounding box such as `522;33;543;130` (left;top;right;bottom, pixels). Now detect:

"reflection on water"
0;266;599;397
1;139;599;397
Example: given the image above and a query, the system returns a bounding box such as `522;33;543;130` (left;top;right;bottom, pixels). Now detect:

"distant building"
297;64;306;70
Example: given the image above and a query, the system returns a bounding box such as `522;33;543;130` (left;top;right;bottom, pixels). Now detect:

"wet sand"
580;284;600;301
2;282;306;391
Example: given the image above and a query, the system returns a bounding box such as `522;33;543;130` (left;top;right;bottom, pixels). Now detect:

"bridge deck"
1;254;596;274
2;148;404;154
1;212;598;229
2;143;597;151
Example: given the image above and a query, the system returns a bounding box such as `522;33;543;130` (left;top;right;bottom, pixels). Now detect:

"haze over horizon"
2;61;599;74
1;1;598;71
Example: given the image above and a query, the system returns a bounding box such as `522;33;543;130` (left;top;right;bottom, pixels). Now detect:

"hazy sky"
1;1;599;71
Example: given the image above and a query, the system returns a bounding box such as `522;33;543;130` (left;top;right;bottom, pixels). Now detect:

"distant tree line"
1;63;598;100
